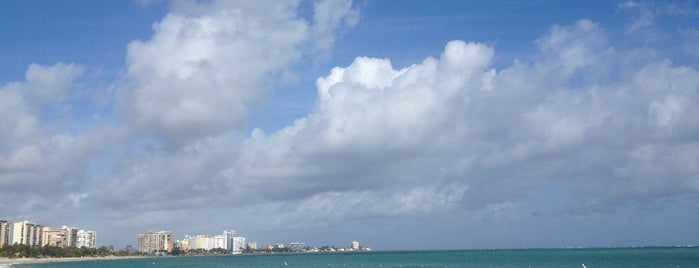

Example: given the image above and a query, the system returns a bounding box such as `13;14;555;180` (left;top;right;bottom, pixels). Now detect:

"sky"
1;0;698;250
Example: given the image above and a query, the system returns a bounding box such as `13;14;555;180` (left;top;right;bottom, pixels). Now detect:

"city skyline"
2;217;363;253
1;1;698;249
0;219;96;249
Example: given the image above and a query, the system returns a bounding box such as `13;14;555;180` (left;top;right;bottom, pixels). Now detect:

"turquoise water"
10;247;699;268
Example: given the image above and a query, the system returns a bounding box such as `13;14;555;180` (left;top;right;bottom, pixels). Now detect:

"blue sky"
1;0;699;250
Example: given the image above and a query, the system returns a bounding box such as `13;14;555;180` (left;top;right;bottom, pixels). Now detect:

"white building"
138;231;173;254
232;236;246;253
290;242;305;252
187;236;196;250
247;241;257;250
352;241;360;250
76;230;96;248
11;220;44;246
61;226;79;247
214;235;226;249
223;230;236;250
0;220;9;247
191;234;214;251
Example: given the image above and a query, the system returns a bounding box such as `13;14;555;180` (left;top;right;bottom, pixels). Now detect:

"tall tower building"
0;220;9;247
223;230;236;251
138;231;173;254
214;235;226;249
42;227;67;247
61;226;79;247
352;241;360;250
194;234;214;250
232;236;246;253
11;220;44;246
77;230;97;248
247;241;257;250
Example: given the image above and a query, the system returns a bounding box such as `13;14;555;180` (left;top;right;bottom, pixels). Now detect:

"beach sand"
0;256;145;266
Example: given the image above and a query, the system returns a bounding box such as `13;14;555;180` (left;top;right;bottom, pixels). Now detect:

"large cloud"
228;41;493;201
3;1;698;248
221;20;699;231
94;19;699;232
118;0;357;148
0;63;107;219
90;0;361;213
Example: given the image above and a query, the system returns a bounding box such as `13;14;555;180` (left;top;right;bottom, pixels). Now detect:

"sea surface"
8;247;699;268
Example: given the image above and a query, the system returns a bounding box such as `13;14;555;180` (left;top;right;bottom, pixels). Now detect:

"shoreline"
0;256;146;266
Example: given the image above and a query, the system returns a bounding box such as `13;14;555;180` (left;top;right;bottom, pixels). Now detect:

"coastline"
0;256;145;266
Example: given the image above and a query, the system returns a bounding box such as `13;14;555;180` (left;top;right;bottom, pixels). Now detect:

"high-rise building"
61;226;79;247
247;241;257;250
351;241;360;250
175;238;189;251
231;236;246;253
0;220;10;247
290;242;305;252
193;234;214;250
76;230;96;248
11;220;44;246
138;231;173;254
186;236;196;251
42;227;67;247
214;235;226;249
222;230;236;251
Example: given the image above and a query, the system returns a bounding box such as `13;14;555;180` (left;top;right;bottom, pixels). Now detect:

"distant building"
0;220;9;247
61;226;79;247
138;231;173;254
267;243;284;250
290;242;305;252
77;230;97;248
232;237;245;253
194;234;214;250
223;230;236;251
352;241;360;250
42;227;67;247
247;241;257;250
214;235;226;249
185;236;195;251
11;220;44;246
175;238;189;251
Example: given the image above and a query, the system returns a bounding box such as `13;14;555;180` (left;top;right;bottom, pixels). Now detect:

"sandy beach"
0;256;145;266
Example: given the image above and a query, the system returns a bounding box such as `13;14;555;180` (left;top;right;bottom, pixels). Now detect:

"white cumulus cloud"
220;19;699;229
118;0;358;148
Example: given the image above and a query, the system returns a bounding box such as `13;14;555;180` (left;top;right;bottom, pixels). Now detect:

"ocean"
8;247;699;268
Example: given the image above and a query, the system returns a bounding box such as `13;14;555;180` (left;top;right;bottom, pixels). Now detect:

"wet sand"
0;256;144;266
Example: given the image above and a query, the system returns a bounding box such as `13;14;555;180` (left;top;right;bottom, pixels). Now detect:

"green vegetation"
318;245;338;251
0;244;119;259
168;247;239;256
240;246;291;254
